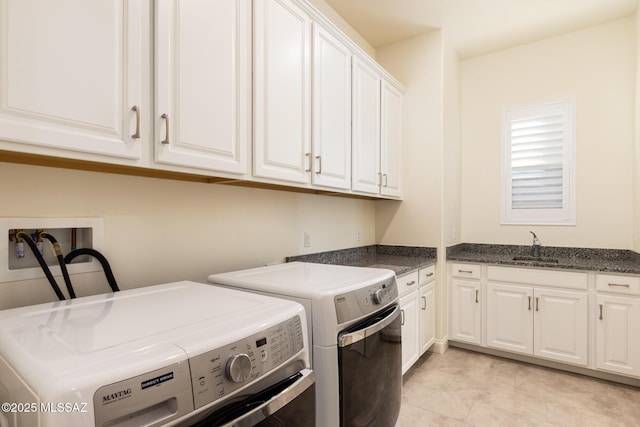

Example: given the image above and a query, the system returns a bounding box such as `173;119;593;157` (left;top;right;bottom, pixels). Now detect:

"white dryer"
0;281;314;427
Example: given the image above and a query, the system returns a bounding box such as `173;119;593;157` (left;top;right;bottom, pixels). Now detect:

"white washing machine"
0;281;315;427
208;262;402;427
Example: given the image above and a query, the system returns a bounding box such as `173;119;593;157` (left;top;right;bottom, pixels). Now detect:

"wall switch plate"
304;232;311;248
1;218;104;283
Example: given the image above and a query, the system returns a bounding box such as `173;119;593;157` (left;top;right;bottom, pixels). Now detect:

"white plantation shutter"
502;100;575;224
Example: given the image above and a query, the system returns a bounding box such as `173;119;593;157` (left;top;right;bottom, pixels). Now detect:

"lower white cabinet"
399;265;436;374
400;291;419;374
451;278;481;345
595;294;640;377
486;283;588;366
419;282;435;354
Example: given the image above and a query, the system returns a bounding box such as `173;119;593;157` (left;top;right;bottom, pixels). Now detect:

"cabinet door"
155;0;249;174
419;283;435;354
596;294;640;377
253;0;311;183
311;24;351;190
400;291;419;374
534;288;588;366
486;283;533;355
451;279;481;345
380;80;402;198
351;56;381;194
0;0;144;160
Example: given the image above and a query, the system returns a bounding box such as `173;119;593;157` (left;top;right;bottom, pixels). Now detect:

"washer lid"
0;281;306;401
208;262;395;298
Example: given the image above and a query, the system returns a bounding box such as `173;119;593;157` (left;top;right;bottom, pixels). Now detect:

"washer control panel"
334;276;398;324
188;315;304;409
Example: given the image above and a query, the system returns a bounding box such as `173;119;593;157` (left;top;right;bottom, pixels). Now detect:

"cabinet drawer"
419;265;435;284
596;274;640;296
451;263;480;279
397;271;419;296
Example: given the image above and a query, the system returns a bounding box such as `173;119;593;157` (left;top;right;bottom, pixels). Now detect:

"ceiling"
322;0;638;58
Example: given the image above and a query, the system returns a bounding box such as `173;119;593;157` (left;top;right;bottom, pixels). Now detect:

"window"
502;99;575;225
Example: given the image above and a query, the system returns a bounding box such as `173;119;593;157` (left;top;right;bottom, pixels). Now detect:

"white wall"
0;163;375;309
635;8;640;252
374;31;443;247
460;17;636;248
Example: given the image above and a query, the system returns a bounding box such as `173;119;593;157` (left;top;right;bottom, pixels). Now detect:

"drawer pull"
426;272;434;277
599;304;603;320
161;113;170;145
475;290;479;303
608;283;630;288
458;269;473;274
528;296;531;311
421;296;427;310
406;280;416;286
131;105;141;139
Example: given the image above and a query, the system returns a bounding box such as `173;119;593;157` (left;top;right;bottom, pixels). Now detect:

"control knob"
225;354;252;383
372;289;385;305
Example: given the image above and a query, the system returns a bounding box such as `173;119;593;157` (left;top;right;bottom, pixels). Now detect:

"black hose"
41;232;76;299
64;248;120;292
17;232;66;301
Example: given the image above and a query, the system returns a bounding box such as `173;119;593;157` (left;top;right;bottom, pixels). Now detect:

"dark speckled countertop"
286;245;436;276
447;243;640;275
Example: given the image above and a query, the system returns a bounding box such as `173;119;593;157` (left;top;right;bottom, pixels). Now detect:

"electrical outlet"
304;232;311;248
1;218;104;283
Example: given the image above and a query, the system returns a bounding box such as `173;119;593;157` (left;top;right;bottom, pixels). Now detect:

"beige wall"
0;163;375;309
635;8;640;252
460;17;636;248
374;31;444;247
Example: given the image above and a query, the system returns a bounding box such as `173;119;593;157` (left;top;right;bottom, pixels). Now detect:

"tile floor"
398;347;640;426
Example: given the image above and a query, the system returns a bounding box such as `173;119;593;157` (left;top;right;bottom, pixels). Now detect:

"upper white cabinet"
154;0;249;174
311;23;352;190
253;0;311;184
0;0;145;161
380;81;403;197
351;56;381;194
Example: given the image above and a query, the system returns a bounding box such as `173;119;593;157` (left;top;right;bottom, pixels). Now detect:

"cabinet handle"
599;304;603;320
458;269;473;274
131;106;141;139
400;309;405;325
426;272;434;277
315;155;322;174
406;280;416;286
475;290;479;303
528;296;531;311
608;283;630;288
421;296;427;310
305;153;311;172
161;113;170;145
378;172;382;187
383;173;388;187
535;297;539;312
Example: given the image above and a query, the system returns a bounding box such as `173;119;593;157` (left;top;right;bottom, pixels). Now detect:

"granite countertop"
286;245;436;276
447;243;640;275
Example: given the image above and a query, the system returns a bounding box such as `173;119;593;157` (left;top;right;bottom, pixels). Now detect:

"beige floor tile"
400;348;640;427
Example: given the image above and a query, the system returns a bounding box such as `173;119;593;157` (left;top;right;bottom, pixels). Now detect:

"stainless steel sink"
512;256;559;263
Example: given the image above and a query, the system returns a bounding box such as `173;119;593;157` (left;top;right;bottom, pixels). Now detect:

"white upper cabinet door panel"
380;80;403;197
351;56;381;194
155;0;249;174
0;0;144;159
253;0;311;184
311;24;351;190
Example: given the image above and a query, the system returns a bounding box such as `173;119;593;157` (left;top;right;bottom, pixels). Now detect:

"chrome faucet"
530;231;541;258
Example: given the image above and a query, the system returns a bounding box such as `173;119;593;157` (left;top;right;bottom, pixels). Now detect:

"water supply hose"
64;248;120;292
16;231;66;301
40;232;76;299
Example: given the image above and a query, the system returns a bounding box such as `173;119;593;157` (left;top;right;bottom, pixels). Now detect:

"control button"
261;349;268;362
372;289;385;304
225;354;252;384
